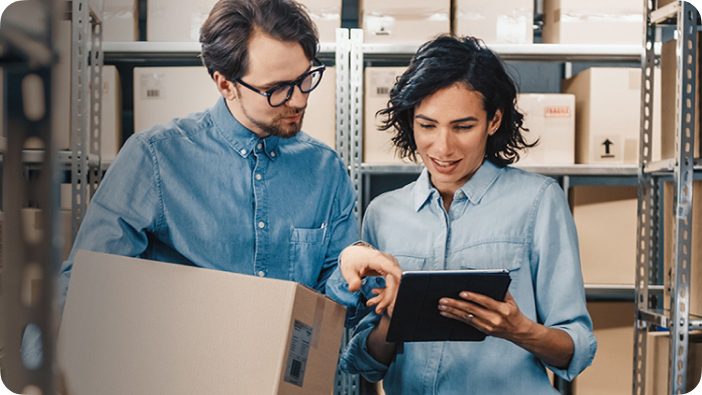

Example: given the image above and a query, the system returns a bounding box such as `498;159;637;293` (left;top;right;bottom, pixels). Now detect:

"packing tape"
311;295;326;348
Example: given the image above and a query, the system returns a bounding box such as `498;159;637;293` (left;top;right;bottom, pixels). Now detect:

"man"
26;0;354;332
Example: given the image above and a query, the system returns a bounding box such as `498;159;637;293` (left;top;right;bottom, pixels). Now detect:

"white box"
133;67;221;132
359;0;450;45
453;0;533;44
516;93;574;165
542;0;644;45
298;0;341;43
57;250;346;395
92;65;122;161
363;67;414;164
562;67;661;164
304;67;336;148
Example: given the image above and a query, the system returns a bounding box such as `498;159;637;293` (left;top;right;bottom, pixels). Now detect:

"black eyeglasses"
236;59;326;107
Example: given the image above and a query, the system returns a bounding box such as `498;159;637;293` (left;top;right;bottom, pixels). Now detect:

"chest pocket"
289;226;326;288
453;240;524;272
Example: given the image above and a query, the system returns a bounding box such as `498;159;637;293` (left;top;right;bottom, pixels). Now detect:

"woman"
326;35;597;394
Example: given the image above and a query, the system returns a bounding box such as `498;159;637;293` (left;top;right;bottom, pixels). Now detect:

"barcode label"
146;89;160;98
376;86;390;95
283;320;313;387
140;73;165;100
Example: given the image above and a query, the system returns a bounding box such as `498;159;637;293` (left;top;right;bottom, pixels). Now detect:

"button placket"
252;149;270;277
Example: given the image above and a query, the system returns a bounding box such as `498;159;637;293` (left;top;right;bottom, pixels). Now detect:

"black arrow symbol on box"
602;139;613;155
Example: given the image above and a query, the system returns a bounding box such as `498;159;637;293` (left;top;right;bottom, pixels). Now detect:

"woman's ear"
488;109;503;136
213;71;236;101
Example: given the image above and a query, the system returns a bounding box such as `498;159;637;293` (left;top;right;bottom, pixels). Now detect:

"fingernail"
460;292;468;298
438;304;446;310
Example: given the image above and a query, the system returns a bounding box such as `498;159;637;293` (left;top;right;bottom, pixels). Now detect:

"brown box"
569;186;638;285
363;67;413;164
542;0;643;45
663;180;702;318
359;0;450;45
660;36;702;159
452;0;533;44
304;66;336;148
645;331;702;394
57;250;346;395
102;0;139;41
297;0;342;43
573;301;634;395
562;67;662;164
515;93;575;165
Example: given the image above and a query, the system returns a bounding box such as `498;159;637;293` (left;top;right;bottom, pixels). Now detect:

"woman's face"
413;83;502;197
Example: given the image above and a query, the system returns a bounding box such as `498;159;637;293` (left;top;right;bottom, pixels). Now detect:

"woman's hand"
438;291;529;341
339;244;403;315
438;291;574;369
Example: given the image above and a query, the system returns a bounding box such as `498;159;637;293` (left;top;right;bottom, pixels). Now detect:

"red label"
544;105;572;118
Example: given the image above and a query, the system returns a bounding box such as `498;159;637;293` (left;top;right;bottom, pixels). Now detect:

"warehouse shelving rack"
633;1;702;394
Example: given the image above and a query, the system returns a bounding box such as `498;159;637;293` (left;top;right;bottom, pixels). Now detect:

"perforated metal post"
0;0;60;393
668;2;696;393
335;28;350;166
88;10;103;207
633;1;658;394
349;29;364;228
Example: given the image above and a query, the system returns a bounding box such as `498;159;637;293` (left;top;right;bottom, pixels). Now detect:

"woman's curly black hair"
378;34;536;167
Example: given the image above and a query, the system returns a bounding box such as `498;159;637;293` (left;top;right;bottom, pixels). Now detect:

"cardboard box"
573;301;634;395
147;0;338;43
570;186;638;285
562;67;662;164
304;67;336;148
663;180;702;318
359;0;450;45
133;67;221;132
363;67;413;164
147;0;217;42
660;36;702;159
515;93;575;165
92;65;122;161
57;250;346;395
542;0;644;45
453;0;533;44
298;0;341;43
645;331;702;394
102;0;138;41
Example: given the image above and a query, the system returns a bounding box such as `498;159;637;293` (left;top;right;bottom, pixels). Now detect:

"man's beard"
243;107;306;139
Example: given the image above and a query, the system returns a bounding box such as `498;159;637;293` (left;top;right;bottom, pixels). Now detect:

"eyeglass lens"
269;69;323;106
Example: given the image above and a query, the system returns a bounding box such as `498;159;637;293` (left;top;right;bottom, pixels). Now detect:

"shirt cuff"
546;323;598;381
339;313;390;382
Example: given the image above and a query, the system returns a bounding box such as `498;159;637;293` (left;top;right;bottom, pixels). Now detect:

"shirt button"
255;174;262;180
240;149;246;155
270;151;276;157
457;192;465;199
258;221;265;228
257;271;265;277
257;143;263;150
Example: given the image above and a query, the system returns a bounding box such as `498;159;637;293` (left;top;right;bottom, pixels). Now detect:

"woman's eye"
418;123;435;129
456;125;474;130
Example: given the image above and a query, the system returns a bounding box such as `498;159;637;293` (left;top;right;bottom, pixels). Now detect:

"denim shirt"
58;97;357;306
326;161;597;395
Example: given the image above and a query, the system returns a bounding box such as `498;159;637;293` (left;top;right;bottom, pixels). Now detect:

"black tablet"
386;269;511;343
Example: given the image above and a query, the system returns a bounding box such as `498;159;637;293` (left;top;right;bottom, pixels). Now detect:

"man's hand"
339;244;403;315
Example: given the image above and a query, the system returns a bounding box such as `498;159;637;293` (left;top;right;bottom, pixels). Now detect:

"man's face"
228;30;312;139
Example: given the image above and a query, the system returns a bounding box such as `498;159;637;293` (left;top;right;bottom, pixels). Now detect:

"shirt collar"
212;97;280;160
412;160;503;212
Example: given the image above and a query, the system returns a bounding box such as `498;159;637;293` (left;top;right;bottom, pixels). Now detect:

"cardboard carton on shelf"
562;67;662;165
453;0;533;44
569;185;638;285
57;250;346;395
542;0;643;45
515;93;575;165
133;66;336;149
663;180;702;318
359;0;450;45
573;301;634;395
102;0;139;41
645;331;702;395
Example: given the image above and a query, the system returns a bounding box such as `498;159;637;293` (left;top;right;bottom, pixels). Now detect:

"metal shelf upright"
633;1;701;394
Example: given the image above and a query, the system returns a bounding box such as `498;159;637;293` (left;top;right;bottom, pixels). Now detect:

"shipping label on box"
453;0;533;44
363;67;413;164
360;0;450;45
57;250;346;395
570;186;638;285
516;93;574;165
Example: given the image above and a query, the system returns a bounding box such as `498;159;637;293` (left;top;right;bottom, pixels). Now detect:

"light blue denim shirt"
58;96;357;303
327;161;597;395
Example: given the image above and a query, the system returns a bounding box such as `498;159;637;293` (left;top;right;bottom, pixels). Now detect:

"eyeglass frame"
235;58;326;108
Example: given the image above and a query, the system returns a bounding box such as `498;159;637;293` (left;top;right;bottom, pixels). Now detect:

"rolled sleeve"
339;312;390;382
547;322;598;380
